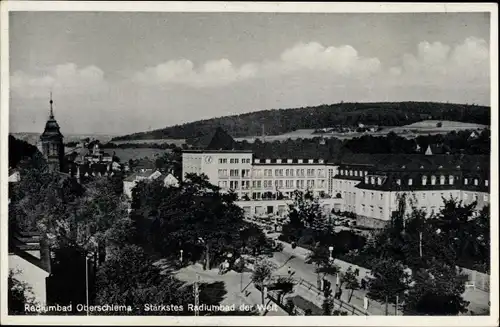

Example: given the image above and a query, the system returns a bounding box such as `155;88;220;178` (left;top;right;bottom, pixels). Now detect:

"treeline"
112;101;490;141
101;142;183;150
234;129;490;159
8;135;39;169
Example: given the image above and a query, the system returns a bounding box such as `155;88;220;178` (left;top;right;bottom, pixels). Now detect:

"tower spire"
49;91;54;119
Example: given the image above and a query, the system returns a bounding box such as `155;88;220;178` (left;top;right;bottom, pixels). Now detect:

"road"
269;243;393;315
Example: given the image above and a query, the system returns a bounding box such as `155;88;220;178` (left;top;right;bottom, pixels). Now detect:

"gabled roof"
188;127;237;150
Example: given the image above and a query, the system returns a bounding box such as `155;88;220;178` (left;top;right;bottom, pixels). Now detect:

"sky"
9;11;491;135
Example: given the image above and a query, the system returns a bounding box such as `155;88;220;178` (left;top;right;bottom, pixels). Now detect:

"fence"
270;275;369;316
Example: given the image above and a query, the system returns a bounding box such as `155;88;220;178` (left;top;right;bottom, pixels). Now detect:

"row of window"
257;168;326;178
218;158;252;164
218;179;327;190
393;176;489;187
340;169;368;177
218;168;327;178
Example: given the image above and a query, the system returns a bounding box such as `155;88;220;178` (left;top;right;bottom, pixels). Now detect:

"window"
464;193;468;200
440;175;445;185
380;193;384;200
354;171;358;177
218;181;227;188
431;175;436;185
218;169;228;177
218;158;226;164
370;177;375;185
361;204;365;213
449;176;454;185
241;169;250;178
474;179;479;186
362;191;366;198
365;177;369;184
377;177;382;185
340;169;344;175
349;170;353;176
485;180;489;187
379;207;383;218
408;178;413;186
396;178;401;186
422;193;426;199
371;192;374;200
464;178;468;185
230;158;235;164
422;176;427;185
230;169;239;177
229;181;239;190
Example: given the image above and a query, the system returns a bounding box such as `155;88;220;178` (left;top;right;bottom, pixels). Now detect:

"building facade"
182;148;490;227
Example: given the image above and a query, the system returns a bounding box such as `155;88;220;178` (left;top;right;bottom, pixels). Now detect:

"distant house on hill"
123;169;179;198
187;127;237;150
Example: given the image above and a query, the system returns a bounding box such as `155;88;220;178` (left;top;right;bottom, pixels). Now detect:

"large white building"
181;131;490;228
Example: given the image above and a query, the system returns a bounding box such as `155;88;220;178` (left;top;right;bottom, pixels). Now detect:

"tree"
130;173;247;269
404;259;469;315
322;296;334;316
8;270;37;315
367;258;411;314
306;245;339;276
95;244;193;315
343;266;360;303
251;257;278;304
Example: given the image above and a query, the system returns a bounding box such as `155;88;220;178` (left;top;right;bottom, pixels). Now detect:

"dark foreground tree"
8;270;36;315
95;244;193;315
404;259;469;315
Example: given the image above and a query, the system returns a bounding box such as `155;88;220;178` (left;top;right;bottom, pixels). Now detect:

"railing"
270;275;369;316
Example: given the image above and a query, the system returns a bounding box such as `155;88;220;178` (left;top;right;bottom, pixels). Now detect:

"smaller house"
123;169;179;198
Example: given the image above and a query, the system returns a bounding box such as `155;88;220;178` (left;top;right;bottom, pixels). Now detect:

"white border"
0;2;498;326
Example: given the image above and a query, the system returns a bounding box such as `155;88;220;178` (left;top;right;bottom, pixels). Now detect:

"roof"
188;127;237;150
123;169;159;182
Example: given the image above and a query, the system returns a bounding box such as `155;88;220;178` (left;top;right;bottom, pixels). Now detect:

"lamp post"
85;254;91;316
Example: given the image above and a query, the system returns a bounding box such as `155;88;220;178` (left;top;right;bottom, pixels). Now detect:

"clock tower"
40;93;64;172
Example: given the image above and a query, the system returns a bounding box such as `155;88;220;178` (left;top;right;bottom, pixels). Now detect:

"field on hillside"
387;120;488;133
109;148;170;162
234;120;488;143
111;138;186;146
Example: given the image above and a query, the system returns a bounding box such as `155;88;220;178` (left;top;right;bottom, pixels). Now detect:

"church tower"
40;93;64;172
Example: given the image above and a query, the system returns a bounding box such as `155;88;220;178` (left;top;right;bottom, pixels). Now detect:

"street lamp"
85;253;93;316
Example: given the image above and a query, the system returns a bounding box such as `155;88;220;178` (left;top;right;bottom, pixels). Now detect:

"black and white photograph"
1;2;498;326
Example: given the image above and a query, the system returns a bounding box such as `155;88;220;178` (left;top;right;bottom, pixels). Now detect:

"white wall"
9;254;50;306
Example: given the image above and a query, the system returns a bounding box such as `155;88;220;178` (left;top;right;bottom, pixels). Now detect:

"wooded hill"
112;101;490;141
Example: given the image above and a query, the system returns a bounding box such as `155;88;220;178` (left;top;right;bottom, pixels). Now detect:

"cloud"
133;41;381;88
10;63;108;98
278;42;381;77
390;37;489;85
133;58;258;88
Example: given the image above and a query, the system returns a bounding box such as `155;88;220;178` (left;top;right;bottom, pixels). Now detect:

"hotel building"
181;130;490;228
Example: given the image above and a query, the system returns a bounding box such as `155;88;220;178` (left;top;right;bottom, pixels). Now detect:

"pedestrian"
361;278;366;290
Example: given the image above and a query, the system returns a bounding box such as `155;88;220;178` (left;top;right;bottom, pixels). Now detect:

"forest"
112;101;490;141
